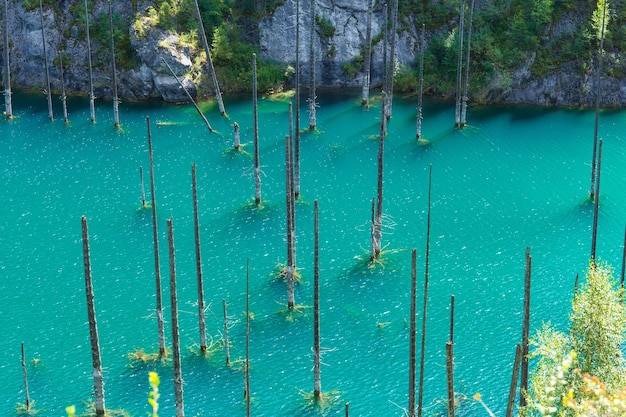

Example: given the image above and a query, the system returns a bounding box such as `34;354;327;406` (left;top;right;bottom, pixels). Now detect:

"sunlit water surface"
1;90;625;416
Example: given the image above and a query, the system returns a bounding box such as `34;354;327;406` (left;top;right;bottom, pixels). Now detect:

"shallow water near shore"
1;89;625;416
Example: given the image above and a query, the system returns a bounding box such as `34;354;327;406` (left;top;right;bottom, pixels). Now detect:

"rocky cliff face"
1;0;195;102
3;0;626;107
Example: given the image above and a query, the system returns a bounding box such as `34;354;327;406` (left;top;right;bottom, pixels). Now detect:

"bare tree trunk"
454;0;465;127
223;299;231;365
40;0;53;121
308;0;317;130
519;247;532;408
58;50;69;124
3;0;13;119
370;197;376;259
361;0;374;107
81;216;106;417
382;4;388;98
313;199;321;398
416;24;425;140
147;117;166;356
446;341;454;417
294;0;302;197
84;0;95;123
408;249;417;417
591;138;603;262
167;219;185;417
590;1;607;200
386;0;399;120
193;0;226;116
162;58;214;132
285;134;295;308
449;294;455;343
139;166;147;207
460;0;474;127
21;342;31;411
233;122;240;150
506;344;522;417
244;259;251;416
417;164;432;417
371;96;386;260
253;54;262;205
108;0;119;128
345;403;349;416
192;164;207;352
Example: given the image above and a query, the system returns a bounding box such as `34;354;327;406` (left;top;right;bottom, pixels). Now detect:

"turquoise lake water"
1;90;625;417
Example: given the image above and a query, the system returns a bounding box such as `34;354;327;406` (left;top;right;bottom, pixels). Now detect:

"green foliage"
148;372;160;417
315;14;335;38
342;53;364;80
526;262;626;417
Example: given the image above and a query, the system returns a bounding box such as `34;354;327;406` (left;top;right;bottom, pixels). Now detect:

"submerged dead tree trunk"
192;164;207;352
233;122;240;150
253;53;262;205
3;0;13;119
139;166;147;207
408;249;417;417
285;134;296;308
416;24;425;140
162;58;213;132
506;344;523;417
386;0;399;120
21;342;31;411
147;117;166;356
84;0;95;123
193;0;226;116
446;341;454;417
520;247;532;408
308;0;317;130
460;0;474;127
167;219;185;417
294;0;302;197
371;96;386;260
417;165;433;417
591;138;603;262
58;50;69;124
361;0;374;107
108;0;119;128
313;199;321;399
590;1;607;200
244;259;251;417
454;0;465;127
40;0;53;121
81;216;106;417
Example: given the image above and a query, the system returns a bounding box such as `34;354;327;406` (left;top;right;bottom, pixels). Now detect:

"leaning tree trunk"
252;53;262;205
108;0;120;128
81;216;106;417
454;0;466;128
590;1;607;200
416;24;425;140
506;344;523;417
192;164;207;352
40;0;53;121
313;199;321;399
519;247;532;408
3;0;13;119
361;0;374;107
58;50;69;124
308;0;317;130
408;249;417;417
193;0;226;116
84;0;95;123
147;117;166;356
386;0;399;120
167;218;185;417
